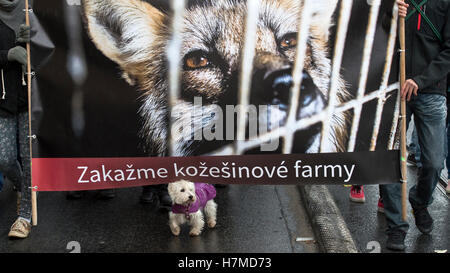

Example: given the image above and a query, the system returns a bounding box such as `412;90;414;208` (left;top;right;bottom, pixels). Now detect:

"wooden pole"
398;10;408;222
24;0;37;226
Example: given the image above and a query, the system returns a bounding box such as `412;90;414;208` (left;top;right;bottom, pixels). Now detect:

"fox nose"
269;70;293;108
188;195;193;200
256;69;322;111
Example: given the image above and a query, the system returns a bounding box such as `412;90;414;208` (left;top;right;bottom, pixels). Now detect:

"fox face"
82;0;349;156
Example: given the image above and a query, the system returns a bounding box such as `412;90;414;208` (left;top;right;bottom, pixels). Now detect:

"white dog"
167;180;218;236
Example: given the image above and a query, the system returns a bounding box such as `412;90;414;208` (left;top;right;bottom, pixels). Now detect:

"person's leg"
447;108;450;192
140;185;171;209
96;189;116;200
17;112;32;221
410;94;446;209
157;184;171;209
406;114;421;167
379;183;409;250
407;122;416;153
0;116;21;190
409;94;446;234
140;185;158;204
410;126;422;166
378;100;413;250
447;94;450;193
1;113;32;239
379;183;409;231
447;118;450;176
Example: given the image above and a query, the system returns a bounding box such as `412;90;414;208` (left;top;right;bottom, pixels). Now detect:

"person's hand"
397;0;409;18
16;24;31;44
401;79;419;101
7;46;27;66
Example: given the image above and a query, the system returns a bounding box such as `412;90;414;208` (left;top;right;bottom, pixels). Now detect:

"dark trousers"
0;112;32;219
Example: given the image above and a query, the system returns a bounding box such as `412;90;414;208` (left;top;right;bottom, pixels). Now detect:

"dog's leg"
169;212;181;236
188;211;204;236
204;200;217;228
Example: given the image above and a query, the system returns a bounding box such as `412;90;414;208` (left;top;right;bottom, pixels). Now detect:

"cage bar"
235;0;261;155
167;0;186;156
370;2;399;151
282;0;314;154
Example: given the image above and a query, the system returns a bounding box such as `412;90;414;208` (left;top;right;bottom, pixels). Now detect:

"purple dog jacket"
172;183;216;215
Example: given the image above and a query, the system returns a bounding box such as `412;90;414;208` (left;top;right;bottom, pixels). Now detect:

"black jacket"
0;18;27;117
404;0;450;96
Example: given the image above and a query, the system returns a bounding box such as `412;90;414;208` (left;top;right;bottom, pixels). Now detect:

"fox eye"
279;33;298;50
184;50;210;70
181;189;185;192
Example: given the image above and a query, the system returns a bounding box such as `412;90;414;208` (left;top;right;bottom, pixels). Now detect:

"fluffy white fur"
167;180;218;236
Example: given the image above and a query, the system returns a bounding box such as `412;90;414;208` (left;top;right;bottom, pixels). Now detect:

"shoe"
96;189;116;200
446;179;450;194
406;153;417;167
377;197;384;213
8;218;31;239
349;186;365;203
66;191;83;200
386;229;406;251
140;186;158;204
158;188;172;210
214;184;228;188
412;207;433;234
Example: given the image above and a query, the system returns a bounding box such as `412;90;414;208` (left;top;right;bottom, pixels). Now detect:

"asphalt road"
328;166;450;253
0;183;318;253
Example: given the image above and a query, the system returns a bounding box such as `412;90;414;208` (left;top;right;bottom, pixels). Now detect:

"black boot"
96;189;116;200
157;185;172;210
66;191;83;200
413;207;433;234
386;229;406;251
140;186;158;204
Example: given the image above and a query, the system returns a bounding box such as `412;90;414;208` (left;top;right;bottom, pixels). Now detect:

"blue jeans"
0;171;3;192
408;125;422;167
447;114;450;177
380;93;447;232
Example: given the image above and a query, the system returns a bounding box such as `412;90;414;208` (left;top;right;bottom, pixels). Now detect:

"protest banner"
28;0;404;206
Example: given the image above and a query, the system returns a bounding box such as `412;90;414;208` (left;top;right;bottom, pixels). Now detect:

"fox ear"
309;0;339;41
82;0;165;72
279;0;339;41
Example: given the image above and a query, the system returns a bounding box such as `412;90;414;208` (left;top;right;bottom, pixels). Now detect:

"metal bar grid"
319;0;353;153
166;0;401;156
346;0;381;153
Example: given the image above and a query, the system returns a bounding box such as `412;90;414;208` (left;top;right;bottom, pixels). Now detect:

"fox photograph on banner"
29;0;402;192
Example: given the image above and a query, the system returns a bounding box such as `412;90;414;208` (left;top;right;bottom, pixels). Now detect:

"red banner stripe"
31;151;400;192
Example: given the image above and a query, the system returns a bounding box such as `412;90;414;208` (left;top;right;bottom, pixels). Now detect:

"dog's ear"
279;0;338;41
168;182;177;197
82;0;165;82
